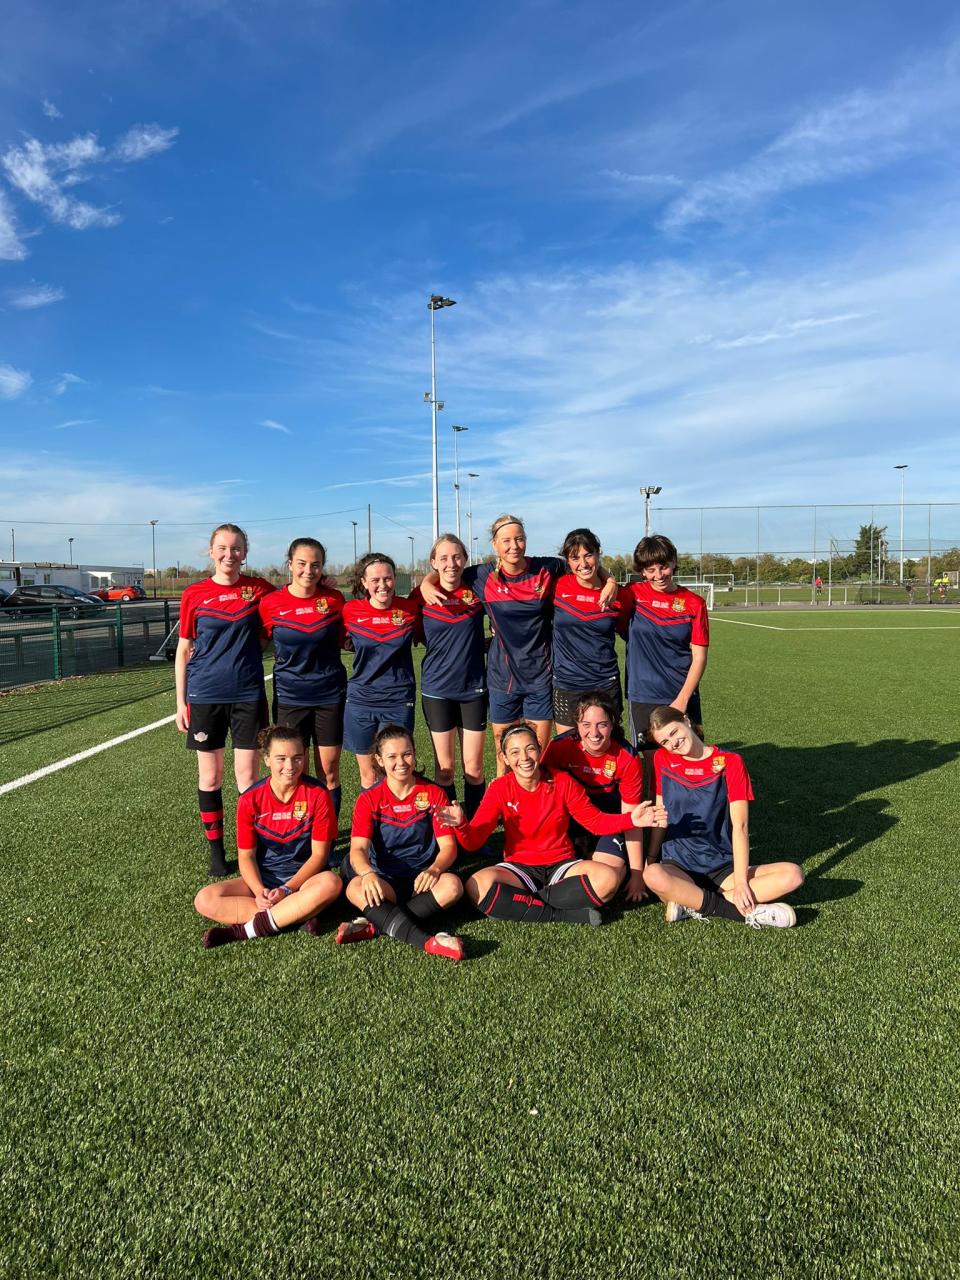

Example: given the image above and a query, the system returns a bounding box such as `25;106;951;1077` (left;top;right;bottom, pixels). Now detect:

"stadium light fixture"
150;520;158;598
895;464;908;585
427;294;457;541
452;425;469;541
351;520;358;564
640;486;662;536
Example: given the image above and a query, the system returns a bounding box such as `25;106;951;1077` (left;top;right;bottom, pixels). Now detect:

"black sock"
477;883;599;926
542;875;605;911
330;785;342;819
405;890;441;921
463;780;485;819
442;782;457;803
199;788;227;873
362;902;430;949
699;888;745;921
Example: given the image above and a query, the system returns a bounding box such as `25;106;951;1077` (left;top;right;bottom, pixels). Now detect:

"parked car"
90;584;146;602
2;585;106;617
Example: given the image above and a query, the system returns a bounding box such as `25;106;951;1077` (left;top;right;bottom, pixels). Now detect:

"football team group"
178;514;803;959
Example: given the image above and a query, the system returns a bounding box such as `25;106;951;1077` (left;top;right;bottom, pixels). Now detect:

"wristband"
280;884;294;896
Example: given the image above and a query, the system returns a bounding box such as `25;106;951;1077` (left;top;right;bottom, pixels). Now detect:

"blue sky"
1;0;958;571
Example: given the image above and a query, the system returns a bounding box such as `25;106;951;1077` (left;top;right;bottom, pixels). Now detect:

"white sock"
243;909;278;939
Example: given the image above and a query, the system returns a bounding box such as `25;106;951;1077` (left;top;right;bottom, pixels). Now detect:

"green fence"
0;603;178;691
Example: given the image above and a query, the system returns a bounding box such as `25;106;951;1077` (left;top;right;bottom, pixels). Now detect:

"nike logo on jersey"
277;609;293;616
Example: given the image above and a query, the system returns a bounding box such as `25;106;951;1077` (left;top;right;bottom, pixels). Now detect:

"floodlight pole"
409;536;415;574
150;520;158;598
640;486;662;537
351;521;358;564
68;536;74;565
895;464;908;585
427;295;457;542
452;424;468;540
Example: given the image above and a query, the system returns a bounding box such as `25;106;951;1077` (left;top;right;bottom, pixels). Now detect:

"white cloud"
113;124;179;163
601;168;682;187
52;418;96;430
42;99;63;120
662;44;960;230
261;418;290;434
1;134;119;231
0;364;32;399
0;190;26;261
52;371;84;396
8;283;66;309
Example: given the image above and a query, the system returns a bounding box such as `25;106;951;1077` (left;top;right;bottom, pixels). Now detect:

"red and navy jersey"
260;586;347;707
625;582;709;703
454;767;634;866
654;747;753;875
410;583;486;701
541;729;643;815
351;776;450;878
551;575;633;690
179;575;274;703
237;775;337;888
343;596;418;707
463;556;564;695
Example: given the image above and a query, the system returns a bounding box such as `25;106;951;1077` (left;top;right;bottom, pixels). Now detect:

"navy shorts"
572;832;629;862
662;859;734;891
343;698;415;755
340;852;424;903
488;686;554;724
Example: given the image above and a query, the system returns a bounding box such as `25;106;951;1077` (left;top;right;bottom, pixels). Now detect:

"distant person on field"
642;706;803;929
194;725;341;948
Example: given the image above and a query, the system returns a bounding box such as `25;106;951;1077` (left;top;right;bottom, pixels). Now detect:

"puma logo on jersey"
506;801;520;812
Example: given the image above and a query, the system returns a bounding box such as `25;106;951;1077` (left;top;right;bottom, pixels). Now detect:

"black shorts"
276;699;345;749
629;690;703;748
186;699;268;752
662;859;734;892
340;852;424;903
553;677;623;727
494;858;581;892
421;694;488;734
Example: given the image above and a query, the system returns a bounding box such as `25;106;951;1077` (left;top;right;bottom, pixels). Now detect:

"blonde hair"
429;532;469;563
490;513;525;542
209;523;249;556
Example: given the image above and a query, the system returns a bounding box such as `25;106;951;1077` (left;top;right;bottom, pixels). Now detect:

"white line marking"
0;713;177;796
712;617;960;634
1;674;273;797
711;617;786;631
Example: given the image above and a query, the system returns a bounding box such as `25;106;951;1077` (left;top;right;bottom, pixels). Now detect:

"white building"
0;561;145;591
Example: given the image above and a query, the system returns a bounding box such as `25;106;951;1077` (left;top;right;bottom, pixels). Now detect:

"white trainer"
664;901;710;924
744;901;797;929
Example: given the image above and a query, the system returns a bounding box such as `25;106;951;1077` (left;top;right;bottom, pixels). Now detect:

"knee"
586;865;620;901
790;863;805;891
345;880;364;908
436;873;464;905
435;766;455;787
643;863;667;891
194;886;215;915
319;871;343;900
465;873;485;905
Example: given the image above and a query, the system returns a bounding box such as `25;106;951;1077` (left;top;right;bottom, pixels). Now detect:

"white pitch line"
0;712;177;796
711;617;786;631
1;673;274;797
712;617;960;634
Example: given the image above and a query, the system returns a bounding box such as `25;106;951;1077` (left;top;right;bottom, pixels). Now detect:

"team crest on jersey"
712;755;726;772
414;790;431;811
241;586;255;601
461;590;475;605
602;759;617;778
391;609;405;626
293;800;308;819
315;598;329;614
672;596;685;612
533;581;544;595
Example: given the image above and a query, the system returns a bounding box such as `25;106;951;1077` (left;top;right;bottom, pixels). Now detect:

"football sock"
477;883;599;925
463;780;485;818
542;875;605;911
699;889;745;921
203;909;278;949
330;785;342;819
442;782;457;803
243;909;279;938
405;890;441;921
362;903;430;949
198;789;226;871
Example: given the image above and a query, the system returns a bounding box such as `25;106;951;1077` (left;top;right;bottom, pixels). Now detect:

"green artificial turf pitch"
1;610;959;1278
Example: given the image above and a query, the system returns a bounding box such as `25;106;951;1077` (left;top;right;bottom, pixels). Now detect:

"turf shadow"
0;676;173;745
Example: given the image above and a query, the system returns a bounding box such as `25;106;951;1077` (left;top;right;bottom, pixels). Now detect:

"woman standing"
259;538;347;820
551;528;633;733
342;553;418;789
339;725;464;960
175;523;275;877
411;533;487;816
442;721;665;925
194;724;341;947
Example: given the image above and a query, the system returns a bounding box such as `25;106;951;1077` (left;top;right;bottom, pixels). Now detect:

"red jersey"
179;574;274;703
541;730;643;814
351;777;450;877
625;581;709;704
237;775;337;888
454;767;634;866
